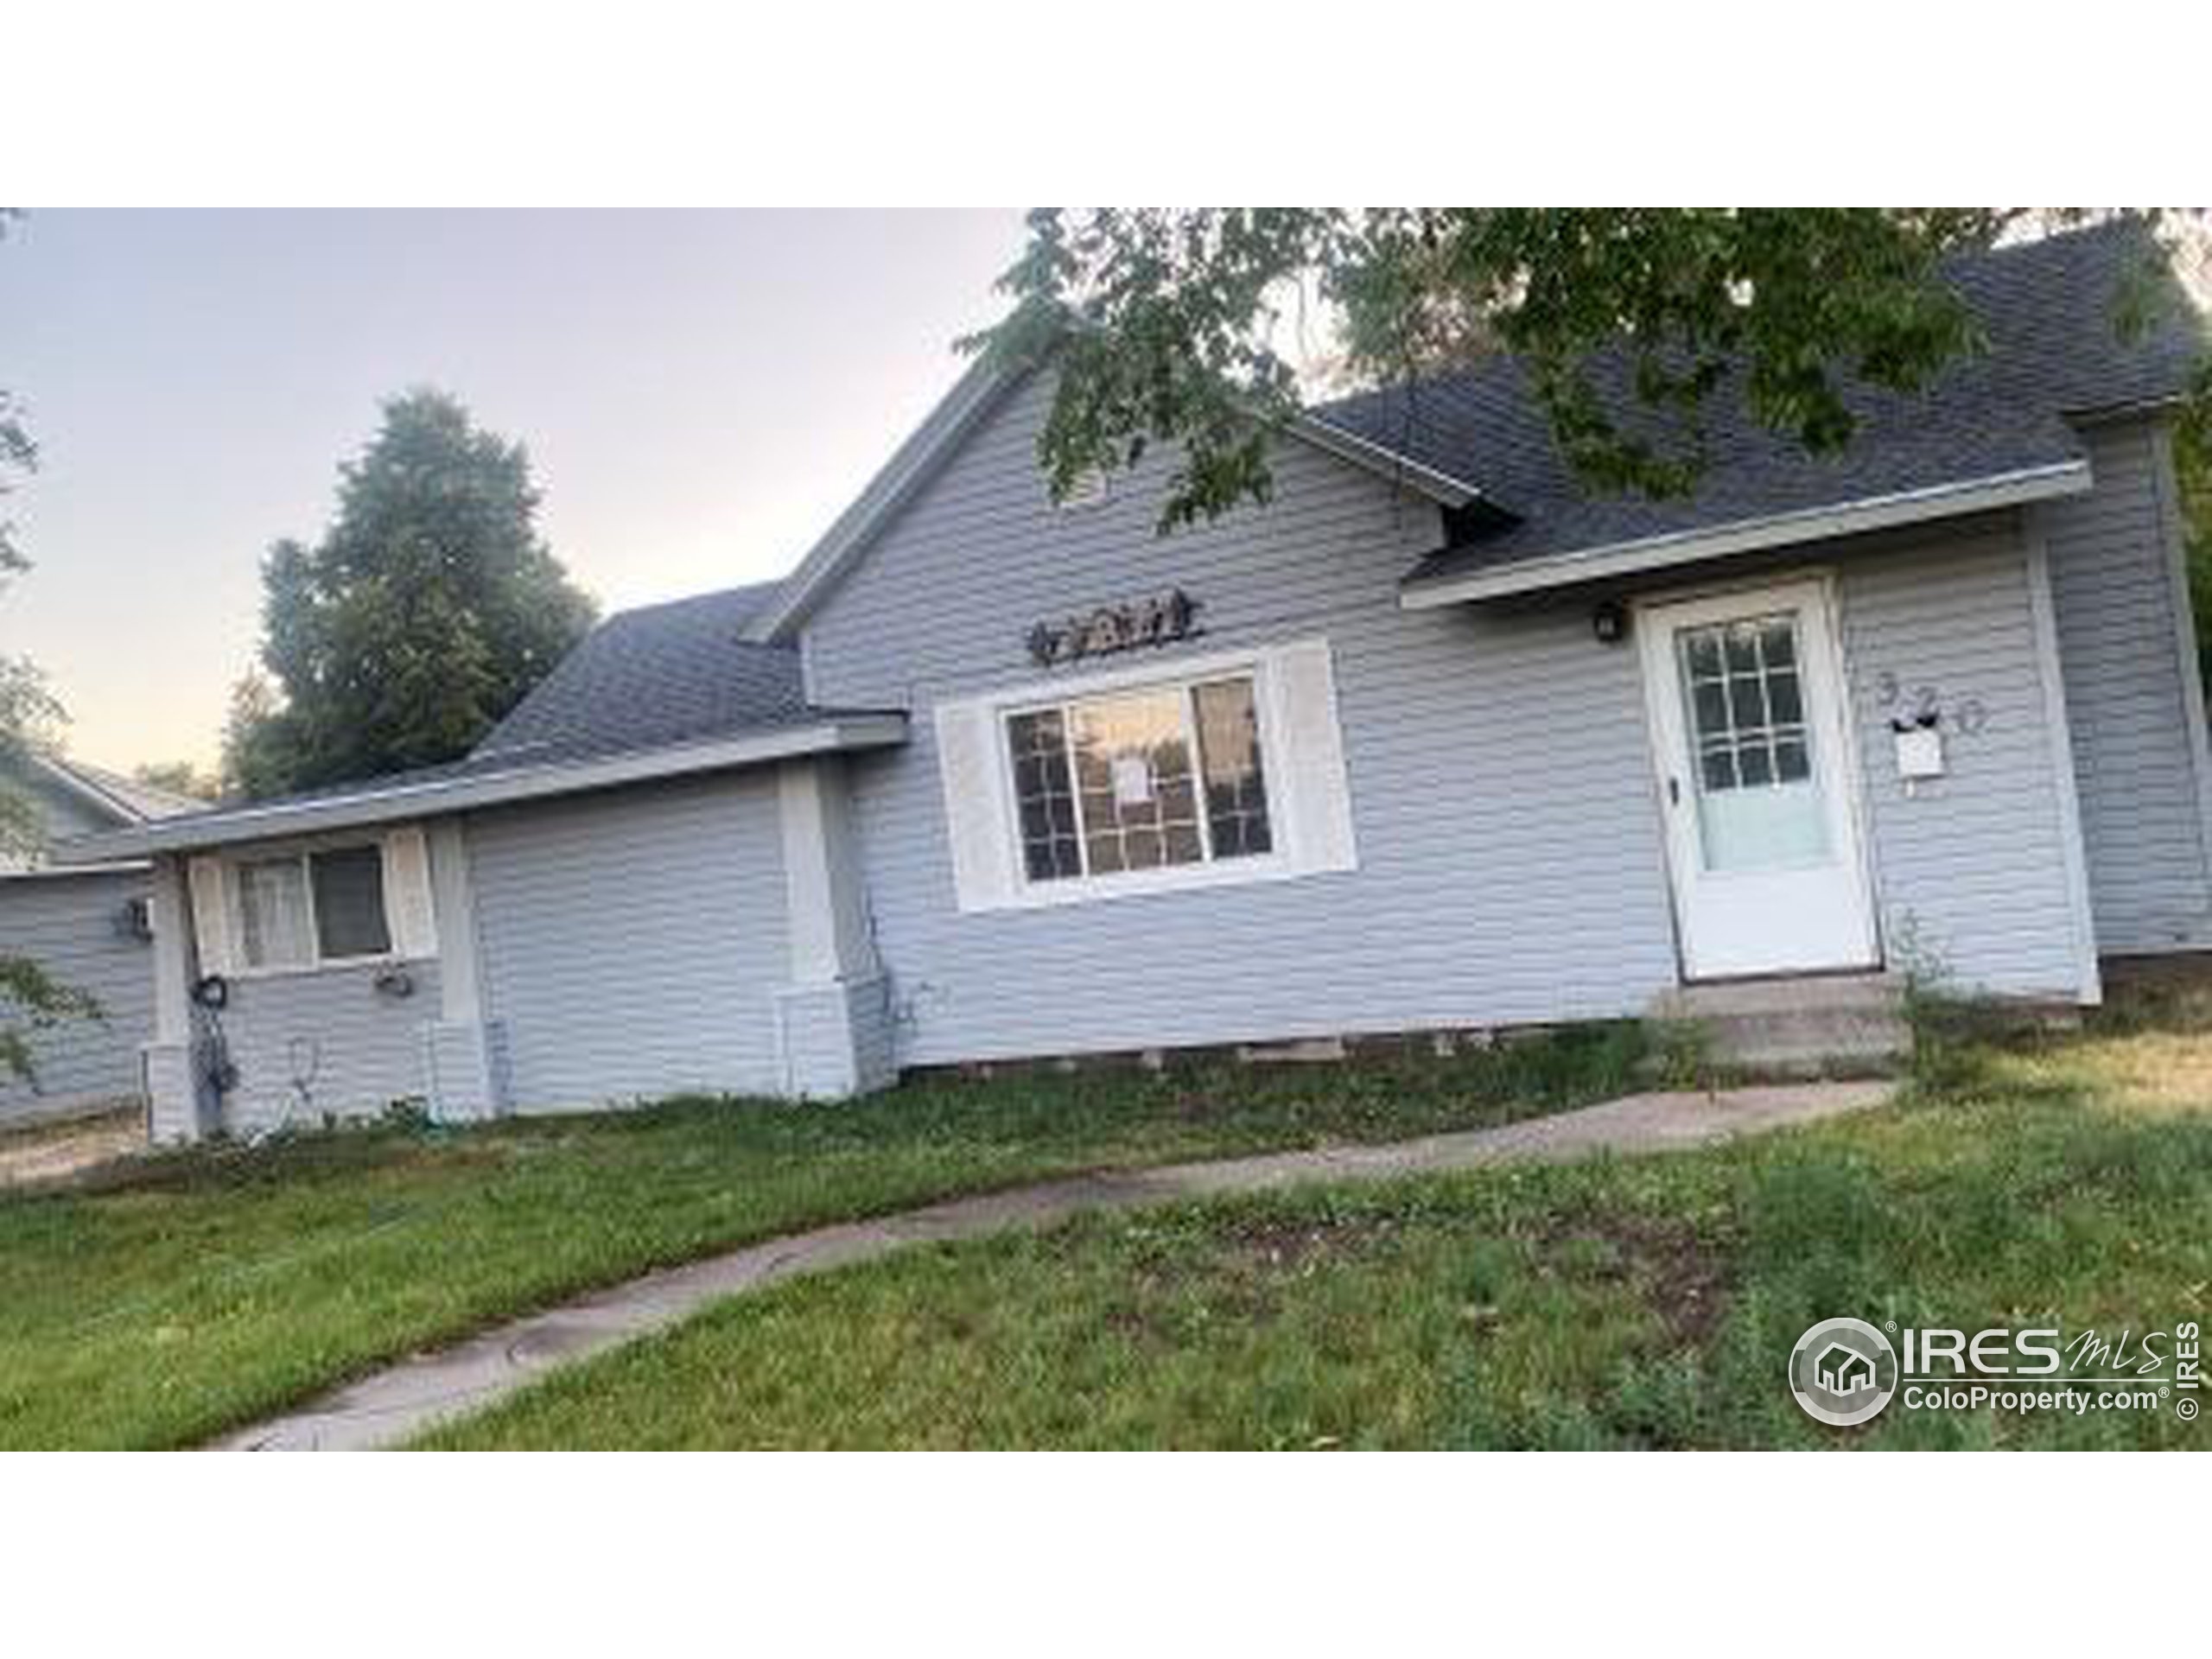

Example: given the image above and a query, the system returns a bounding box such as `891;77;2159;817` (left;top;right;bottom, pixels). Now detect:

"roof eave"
22;753;142;827
744;356;1018;645
1398;460;2095;610
54;715;910;863
1287;415;1485;510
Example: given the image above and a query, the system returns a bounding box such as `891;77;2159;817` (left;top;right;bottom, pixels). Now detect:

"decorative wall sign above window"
1026;588;1203;668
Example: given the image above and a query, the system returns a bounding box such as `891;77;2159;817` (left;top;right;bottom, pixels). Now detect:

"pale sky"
0;209;1030;772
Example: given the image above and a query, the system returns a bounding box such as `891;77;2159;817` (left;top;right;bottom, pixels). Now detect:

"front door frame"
1634;569;1883;982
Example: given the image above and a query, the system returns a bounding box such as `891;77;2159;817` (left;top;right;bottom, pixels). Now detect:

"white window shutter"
1271;640;1359;875
934;696;1018;912
381;826;439;958
188;856;237;976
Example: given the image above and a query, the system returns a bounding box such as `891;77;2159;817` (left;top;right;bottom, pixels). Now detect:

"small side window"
228;842;395;970
309;846;392;960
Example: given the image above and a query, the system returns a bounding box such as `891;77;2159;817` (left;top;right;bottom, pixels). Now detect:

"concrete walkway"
215;1079;1891;1451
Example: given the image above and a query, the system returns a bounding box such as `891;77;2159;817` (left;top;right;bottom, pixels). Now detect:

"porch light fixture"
1592;600;1629;645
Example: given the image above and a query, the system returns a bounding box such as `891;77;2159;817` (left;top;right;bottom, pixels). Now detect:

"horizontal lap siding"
1840;528;2085;996
0;871;154;1123
810;374;1684;1065
468;773;789;1110
2043;421;2212;951
219;962;442;1135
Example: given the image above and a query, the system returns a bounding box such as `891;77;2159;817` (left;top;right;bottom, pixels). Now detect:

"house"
1;753;203;1126
58;221;2212;1142
1815;1344;1878;1396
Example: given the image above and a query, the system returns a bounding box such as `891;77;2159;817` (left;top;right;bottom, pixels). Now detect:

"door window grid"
1006;676;1272;885
1681;615;1811;793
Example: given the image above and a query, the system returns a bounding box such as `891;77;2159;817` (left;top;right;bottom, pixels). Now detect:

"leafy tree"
130;760;216;799
2179;379;2212;696
219;670;290;799
973;208;2205;526
226;390;597;798
1;212;99;1086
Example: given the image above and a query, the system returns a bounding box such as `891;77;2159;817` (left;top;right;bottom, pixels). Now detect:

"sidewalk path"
217;1079;1891;1450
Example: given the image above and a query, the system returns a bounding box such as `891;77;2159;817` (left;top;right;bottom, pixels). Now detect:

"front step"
1650;972;1910;1076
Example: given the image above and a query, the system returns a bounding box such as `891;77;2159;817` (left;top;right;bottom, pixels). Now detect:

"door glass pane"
310;846;392;959
1676;613;1831;872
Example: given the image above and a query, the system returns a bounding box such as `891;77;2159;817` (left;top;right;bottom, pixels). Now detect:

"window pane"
1691;679;1729;735
1007;710;1084;881
1069;689;1205;874
1723;624;1760;674
311;845;392;959
1192;677;1274;860
1727;674;1767;729
238;857;312;969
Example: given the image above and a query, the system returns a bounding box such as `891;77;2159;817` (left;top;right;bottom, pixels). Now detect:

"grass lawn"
425;1003;2212;1450
0;1025;1649;1449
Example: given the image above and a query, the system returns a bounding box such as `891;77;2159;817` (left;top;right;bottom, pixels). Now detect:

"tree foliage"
1;207;98;1086
973;208;2202;528
130;760;216;799
2177;367;2212;696
225;390;597;798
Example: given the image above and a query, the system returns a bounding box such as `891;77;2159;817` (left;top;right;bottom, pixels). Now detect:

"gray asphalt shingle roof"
1313;219;2206;594
474;580;812;765
86;583;876;842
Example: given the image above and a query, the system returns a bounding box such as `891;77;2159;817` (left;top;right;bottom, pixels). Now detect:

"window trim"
222;832;403;979
988;645;1299;909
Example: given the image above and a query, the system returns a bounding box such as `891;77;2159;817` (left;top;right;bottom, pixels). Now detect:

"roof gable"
742;356;1485;645
3;752;204;874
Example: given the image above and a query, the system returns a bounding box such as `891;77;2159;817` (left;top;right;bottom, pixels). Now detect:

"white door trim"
1635;573;1881;982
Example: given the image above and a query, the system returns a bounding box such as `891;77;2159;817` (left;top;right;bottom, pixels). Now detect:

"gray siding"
2043;420;2212;952
801;374;2099;1066
216;961;442;1135
0;869;155;1123
468;772;791;1111
1838;527;2088;996
810;373;1687;1065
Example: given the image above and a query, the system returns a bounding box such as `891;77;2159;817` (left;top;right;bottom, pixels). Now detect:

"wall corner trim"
2023;507;2104;1005
2149;422;2212;906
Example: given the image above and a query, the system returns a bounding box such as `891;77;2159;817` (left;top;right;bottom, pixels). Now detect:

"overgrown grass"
427;1003;2212;1451
0;1023;1649;1449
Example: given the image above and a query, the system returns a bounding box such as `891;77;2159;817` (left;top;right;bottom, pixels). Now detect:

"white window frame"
1000;661;1290;903
932;637;1357;915
213;830;413;979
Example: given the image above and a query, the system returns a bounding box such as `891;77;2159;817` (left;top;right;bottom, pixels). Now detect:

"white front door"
1638;578;1878;980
